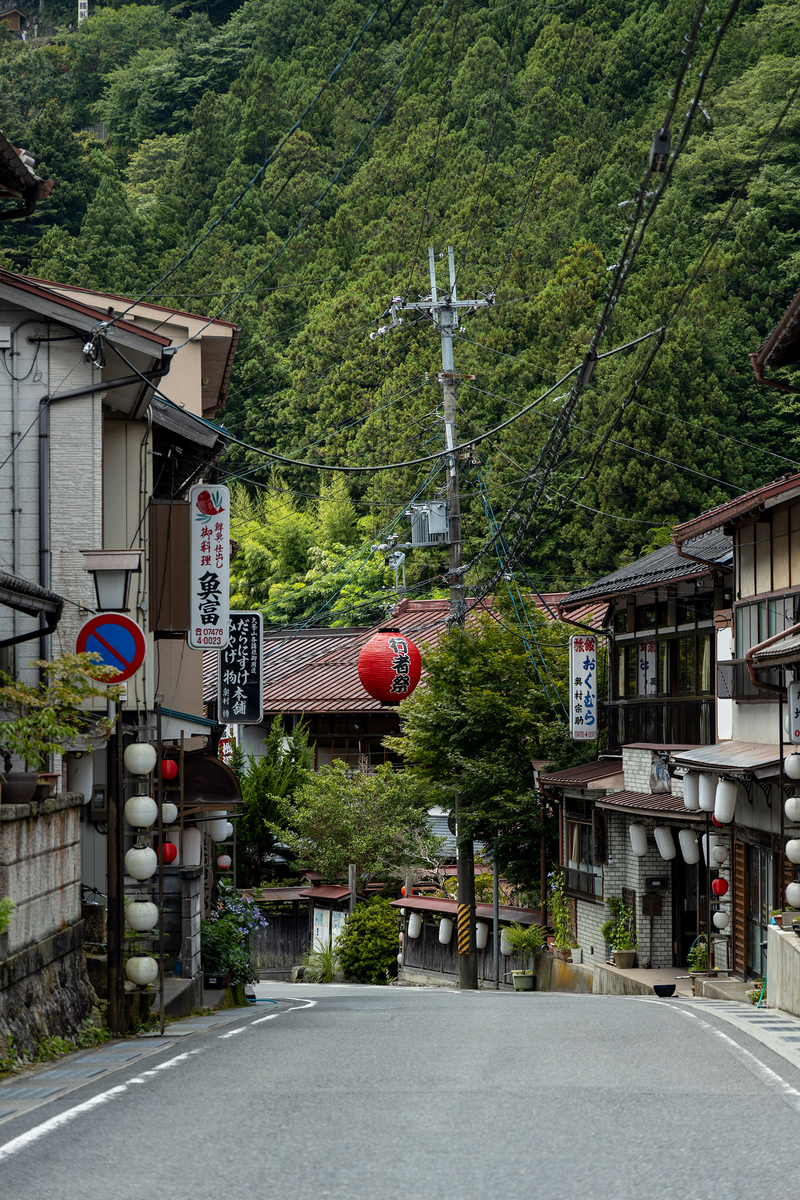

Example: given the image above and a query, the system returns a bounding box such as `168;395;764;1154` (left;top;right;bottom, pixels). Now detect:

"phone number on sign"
193;631;226;646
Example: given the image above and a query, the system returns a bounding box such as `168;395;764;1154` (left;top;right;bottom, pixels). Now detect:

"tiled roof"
751;631;800;666
673;473;800;546
205;592;605;715
297;885;351;900
752;285;800;372
558;530;732;611
595;791;703;817
671;741;781;776
540;759;623;787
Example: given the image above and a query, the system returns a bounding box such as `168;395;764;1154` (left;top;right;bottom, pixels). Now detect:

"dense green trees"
2;0;800;609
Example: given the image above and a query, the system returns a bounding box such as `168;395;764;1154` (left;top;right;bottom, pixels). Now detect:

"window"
737;594;800;657
565;817;603;899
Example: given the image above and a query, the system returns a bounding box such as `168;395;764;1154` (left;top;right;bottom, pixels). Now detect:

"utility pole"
379;247;493;990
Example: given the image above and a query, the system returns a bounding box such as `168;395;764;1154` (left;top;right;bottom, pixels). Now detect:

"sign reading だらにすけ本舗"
188;484;230;650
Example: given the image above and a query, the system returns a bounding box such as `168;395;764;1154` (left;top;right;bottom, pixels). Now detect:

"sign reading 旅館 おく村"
569;634;598;742
188;483;230;650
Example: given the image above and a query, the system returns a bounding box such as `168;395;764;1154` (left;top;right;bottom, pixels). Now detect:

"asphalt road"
2;983;800;1199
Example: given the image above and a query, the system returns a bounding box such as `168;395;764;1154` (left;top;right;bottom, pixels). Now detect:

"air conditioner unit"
408;501;449;547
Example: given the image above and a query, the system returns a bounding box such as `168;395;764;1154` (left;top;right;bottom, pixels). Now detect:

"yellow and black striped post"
455;793;478;988
457;904;471;954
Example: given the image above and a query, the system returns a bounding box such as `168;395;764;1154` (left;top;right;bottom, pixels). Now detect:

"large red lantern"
158;842;178;864
161;759;178;782
711;877;729;897
357;628;421;705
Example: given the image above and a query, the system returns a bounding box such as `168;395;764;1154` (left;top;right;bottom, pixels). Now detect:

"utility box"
408;500;449;547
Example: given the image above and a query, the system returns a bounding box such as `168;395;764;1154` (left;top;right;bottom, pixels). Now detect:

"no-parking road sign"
75;613;147;683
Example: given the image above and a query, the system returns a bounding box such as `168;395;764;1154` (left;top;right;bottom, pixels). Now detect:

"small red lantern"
161;759;178;782
401;885;412;897
158;842;178;864
217;854;232;871
357;628;421;705
711;814;724;827
711;877;729;897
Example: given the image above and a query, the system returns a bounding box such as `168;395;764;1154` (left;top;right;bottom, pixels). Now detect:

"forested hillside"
3;0;799;623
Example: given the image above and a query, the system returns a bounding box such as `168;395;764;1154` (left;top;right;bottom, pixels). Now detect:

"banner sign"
219;610;263;724
188;484;230;650
569;634;598;741
637;640;657;697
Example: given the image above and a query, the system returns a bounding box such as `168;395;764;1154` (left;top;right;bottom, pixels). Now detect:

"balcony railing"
717;660;783;701
564;867;602;900
602;699;714;752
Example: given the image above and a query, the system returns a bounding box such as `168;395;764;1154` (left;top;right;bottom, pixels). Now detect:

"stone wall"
1;793;97;1057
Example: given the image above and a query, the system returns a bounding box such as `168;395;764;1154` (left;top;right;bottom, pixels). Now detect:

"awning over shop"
671;741;781;780
161;707;219;740
595;790;704;820
750;631;800;668
540;758;624;790
177;752;242;816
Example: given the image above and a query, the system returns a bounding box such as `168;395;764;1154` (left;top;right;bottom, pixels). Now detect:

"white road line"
636;999;800;1115
0;1050;201;1164
218;1028;246;1039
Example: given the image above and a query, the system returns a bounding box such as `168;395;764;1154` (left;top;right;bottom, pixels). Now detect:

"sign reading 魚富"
219;611;263;724
188;483;230;650
569;634;598;741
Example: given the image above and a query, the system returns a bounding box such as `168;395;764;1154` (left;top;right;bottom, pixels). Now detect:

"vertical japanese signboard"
219;611;263;724
569;634;598;741
188;483;230;650
637;641;657;697
789;680;800;744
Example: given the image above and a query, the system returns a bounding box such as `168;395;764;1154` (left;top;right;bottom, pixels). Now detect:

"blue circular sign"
75;614;147;683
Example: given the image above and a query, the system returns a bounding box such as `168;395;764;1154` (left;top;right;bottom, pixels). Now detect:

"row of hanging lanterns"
403;913;521;956
682;771;738;824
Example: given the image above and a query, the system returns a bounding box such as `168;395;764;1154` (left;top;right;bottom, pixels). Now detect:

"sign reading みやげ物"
219;611;263;724
569;634;598;741
188;484;230;650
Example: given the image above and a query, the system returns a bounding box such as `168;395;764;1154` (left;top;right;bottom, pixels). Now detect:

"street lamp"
81;549;142;611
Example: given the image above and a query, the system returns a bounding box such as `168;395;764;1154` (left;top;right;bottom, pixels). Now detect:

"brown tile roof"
595;791;703;817
673;474;800;547
298;885;351;900
540;759;623;787
751;631;800;666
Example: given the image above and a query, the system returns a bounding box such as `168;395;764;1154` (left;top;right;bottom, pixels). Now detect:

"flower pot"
554;948;572;962
512;970;534;991
613;949;636;969
3;771;38;804
570;947;583;964
34;772;59;801
771;914;783;929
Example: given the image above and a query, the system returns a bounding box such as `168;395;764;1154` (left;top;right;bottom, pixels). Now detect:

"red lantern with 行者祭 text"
357;628;422;705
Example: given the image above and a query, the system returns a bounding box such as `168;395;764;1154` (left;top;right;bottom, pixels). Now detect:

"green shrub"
302;938;339;983
200;913;258;987
503;922;546;958
336;899;399;985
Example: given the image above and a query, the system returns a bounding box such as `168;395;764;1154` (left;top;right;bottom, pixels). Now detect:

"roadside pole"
383;246;492;990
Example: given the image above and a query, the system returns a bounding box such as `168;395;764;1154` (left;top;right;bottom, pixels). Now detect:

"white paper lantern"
397;952;403;964
713;911;730;931
786;754;800;781
786;839;800;865
678;829;700;864
408;912;423;938
786;796;800;824
124;795;157;829
475;921;489;950
439;916;453;945
125;956;158;986
786;881;800;908
629;824;648;857
124;845;157;880
209;819;229;843
683;772;700;811
714;779;737;825
654;826;676;861
500;928;513;956
224;821;234;840
123;742;157;777
126;901;159;932
699;773;717;811
711;845;729;866
161;802;178;825
180;827;202;866
216;854;232;870
702;833;721;864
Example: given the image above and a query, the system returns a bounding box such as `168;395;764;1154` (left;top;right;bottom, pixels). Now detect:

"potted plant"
687;935;708;992
201;878;262;989
503;922;546;988
549;869;575;961
601;895;637;969
0;652;119;804
570;942;583;965
770;908;783;928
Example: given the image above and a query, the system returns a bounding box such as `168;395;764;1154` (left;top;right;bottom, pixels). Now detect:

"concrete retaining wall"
1;793;97;1057
767;925;800;1016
